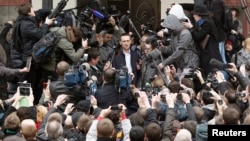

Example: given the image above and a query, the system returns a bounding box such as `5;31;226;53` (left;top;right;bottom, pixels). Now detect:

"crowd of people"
0;0;250;141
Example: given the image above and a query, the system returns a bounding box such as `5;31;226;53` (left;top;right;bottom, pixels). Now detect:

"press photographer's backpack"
32;31;62;64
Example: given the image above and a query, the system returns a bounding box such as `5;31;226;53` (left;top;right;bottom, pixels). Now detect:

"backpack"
12;21;23;52
221;2;234;32
32;31;62;64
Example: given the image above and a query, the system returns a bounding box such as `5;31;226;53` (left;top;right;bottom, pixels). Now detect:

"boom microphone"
209;58;230;70
147;49;162;60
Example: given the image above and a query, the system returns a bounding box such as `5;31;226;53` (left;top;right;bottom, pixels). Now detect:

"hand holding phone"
110;105;122;110
18;82;31;96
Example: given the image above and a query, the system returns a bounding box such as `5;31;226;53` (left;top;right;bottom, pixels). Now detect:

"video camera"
64;63;88;88
78;0;120;40
48;0;68;19
146;29;171;46
115;66;131;91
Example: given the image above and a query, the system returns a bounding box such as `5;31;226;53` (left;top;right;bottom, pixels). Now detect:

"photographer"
158;14;199;78
86;49;103;88
90;16;125;69
44;26;88;71
138;35;164;89
87;104;131;141
0;57;30;100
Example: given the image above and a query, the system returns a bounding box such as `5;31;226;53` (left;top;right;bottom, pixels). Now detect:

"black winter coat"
12;15;49;63
190;18;223;76
111;48;140;85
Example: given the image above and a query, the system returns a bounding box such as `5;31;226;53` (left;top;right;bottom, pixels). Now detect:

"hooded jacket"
41;26;84;71
161;14;199;69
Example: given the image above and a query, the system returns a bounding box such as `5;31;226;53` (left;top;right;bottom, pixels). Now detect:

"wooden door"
129;0;161;35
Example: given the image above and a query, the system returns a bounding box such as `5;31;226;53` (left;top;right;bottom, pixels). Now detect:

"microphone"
147;49;162;60
91;75;98;81
209;58;230;70
92;9;105;20
81;62;91;71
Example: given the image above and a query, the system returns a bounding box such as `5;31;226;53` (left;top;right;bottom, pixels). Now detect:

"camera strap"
66;26;76;42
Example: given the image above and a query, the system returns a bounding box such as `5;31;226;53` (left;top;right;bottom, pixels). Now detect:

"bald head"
56;61;69;76
21;119;36;139
174;129;192;141
45;120;63;139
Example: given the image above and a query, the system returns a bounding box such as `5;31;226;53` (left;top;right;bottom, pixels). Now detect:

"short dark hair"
181;78;194;89
168;80;180;93
231;7;240;17
120;33;131;41
223;107;240;124
128;113;144;127
18;3;32;16
130;125;145;141
103;68;116;83
224;89;237;103
107;110;120;125
87;48;100;62
201;90;214;105
145;122;162;141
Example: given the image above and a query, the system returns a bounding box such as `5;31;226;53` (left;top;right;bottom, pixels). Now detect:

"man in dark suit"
94;68;129;109
111;33;141;87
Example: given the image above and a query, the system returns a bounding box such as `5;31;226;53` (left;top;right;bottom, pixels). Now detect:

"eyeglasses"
145;48;152;51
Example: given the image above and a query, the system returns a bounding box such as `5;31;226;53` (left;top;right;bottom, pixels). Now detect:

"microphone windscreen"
209;58;225;70
91;75;98;81
81;62;90;71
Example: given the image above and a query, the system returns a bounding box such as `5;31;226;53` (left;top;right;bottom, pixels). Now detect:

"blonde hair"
36;105;48;123
242;37;250;49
